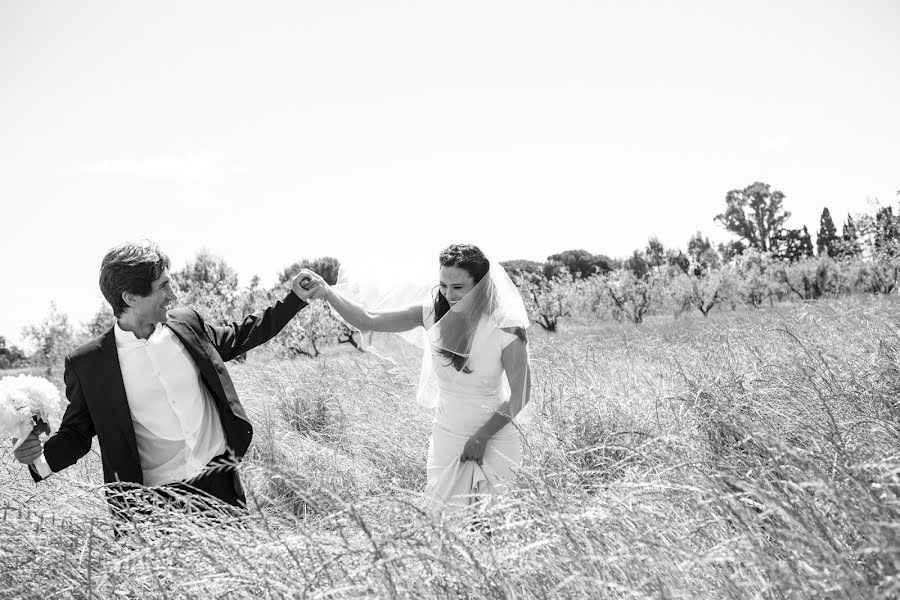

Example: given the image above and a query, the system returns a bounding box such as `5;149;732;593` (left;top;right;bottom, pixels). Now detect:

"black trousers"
107;453;246;526
161;452;247;510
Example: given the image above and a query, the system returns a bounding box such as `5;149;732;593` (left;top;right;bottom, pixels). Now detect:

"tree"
22;303;74;377
665;249;691;275
874;206;900;256
516;271;574;332
772;226;814;262
276;301;345;358
645;237;666;269
730;249;776;308
799;225;815;258
816;208;838;256
623;250;650;279
173;248;239;291
829;214;860;258
501;259;544;279
687;232;721;275
172;250;243;329
715;182;791;253
718;240;748;263
0;335;26;370
279;257;341;286
82;304;116;339
774;256;845;300
671;270;731;317
542;260;566;280
546;249;612;279
603;270;662;324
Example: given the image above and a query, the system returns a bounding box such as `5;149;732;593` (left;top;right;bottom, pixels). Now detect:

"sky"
1;0;898;348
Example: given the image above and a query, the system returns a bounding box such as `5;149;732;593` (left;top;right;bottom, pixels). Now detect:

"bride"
297;244;532;518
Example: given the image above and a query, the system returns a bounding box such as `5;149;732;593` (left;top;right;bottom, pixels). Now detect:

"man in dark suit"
14;242;316;516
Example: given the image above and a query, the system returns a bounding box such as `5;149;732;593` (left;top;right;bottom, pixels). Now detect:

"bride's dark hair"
433;244;490;372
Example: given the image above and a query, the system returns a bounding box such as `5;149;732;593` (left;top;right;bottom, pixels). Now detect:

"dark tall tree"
816;207;838;256
799;225;815;258
715;182;791;253
837;214;861;257
874;206;900;255
279;256;341;286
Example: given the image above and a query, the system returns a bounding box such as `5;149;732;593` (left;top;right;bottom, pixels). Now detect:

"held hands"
13;425;45;465
291;269;329;301
460;434;488;466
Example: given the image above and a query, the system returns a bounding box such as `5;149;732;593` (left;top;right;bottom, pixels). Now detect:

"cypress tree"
816;207;838;256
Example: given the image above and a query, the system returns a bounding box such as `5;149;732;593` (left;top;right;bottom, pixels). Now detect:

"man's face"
127;269;177;324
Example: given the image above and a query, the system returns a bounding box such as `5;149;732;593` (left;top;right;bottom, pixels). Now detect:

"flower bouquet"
0;374;65;450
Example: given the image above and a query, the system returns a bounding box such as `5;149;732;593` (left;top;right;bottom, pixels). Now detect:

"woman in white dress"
298;244;532;518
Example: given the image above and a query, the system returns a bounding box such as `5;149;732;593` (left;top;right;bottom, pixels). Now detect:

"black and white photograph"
1;1;899;598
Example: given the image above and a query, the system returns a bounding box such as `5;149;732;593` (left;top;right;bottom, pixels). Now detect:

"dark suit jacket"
32;291;306;501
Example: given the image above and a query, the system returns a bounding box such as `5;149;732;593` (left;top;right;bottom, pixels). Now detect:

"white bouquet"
0;374;66;451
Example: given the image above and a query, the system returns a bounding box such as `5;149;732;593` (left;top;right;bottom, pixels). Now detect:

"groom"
14;242;316;516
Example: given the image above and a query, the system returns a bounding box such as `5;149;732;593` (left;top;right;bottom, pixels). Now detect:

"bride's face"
439;266;475;306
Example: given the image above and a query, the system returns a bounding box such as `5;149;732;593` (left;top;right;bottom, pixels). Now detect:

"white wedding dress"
422;307;523;517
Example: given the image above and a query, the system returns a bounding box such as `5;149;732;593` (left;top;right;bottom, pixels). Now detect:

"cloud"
75;152;246;181
758;134;791;152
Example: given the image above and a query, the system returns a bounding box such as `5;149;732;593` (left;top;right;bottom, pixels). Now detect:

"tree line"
4;180;898;372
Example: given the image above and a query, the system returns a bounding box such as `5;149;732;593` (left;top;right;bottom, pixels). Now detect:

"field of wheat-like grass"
2;297;899;599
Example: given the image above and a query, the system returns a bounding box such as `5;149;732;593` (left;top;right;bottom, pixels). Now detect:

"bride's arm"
501;336;532;418
323;285;423;332
460;336;531;463
297;269;423;333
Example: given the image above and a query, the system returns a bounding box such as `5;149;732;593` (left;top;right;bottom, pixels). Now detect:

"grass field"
2;297;899;599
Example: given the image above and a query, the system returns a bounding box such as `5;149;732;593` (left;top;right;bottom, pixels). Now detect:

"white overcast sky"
1;0;898;346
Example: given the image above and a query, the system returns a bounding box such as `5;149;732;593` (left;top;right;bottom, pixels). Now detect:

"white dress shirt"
33;322;228;485
114;322;227;486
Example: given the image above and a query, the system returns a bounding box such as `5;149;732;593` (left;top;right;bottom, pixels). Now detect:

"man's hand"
13;427;44;465
459;434;488;466
291;269;329;301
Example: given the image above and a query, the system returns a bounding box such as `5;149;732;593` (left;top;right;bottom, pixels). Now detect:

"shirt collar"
114;321;165;347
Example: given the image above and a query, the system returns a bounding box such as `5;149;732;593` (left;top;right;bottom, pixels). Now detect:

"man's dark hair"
99;243;170;317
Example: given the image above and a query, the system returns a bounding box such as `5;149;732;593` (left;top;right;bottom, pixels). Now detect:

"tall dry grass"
2;297;899;599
